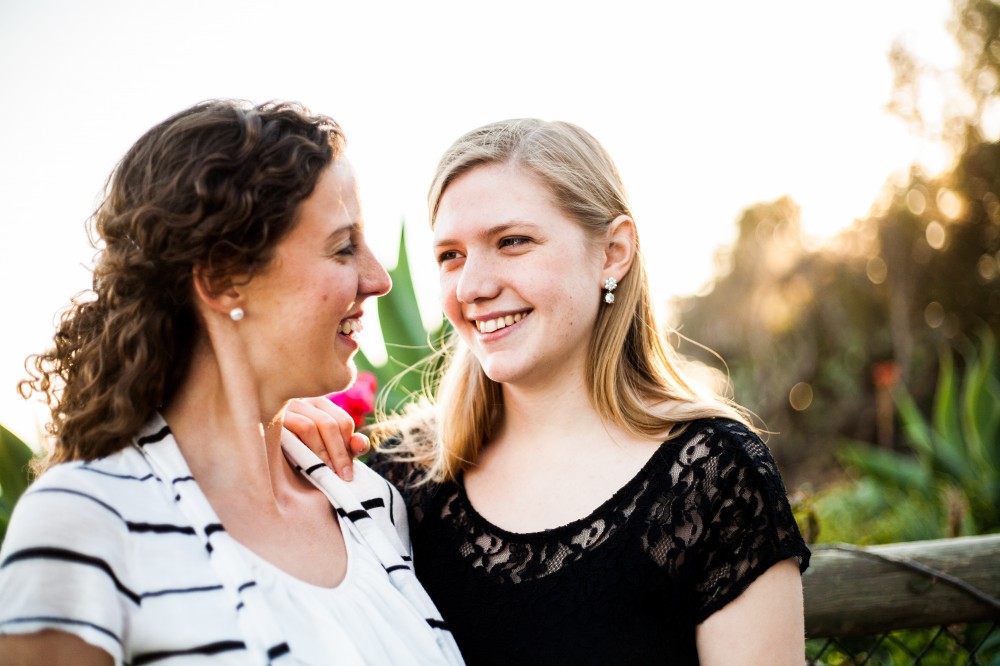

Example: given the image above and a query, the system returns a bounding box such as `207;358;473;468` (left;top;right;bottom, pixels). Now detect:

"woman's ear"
191;265;243;319
603;214;637;280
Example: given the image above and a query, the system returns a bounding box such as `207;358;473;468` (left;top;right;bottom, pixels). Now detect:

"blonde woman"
291;118;809;665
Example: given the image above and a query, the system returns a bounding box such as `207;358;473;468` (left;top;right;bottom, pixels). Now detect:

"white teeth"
340;319;362;335
476;312;527;333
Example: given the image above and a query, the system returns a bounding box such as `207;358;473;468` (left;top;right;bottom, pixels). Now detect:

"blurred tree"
672;0;1000;491
673;198;893;484
675;149;1000;486
953;0;1000;136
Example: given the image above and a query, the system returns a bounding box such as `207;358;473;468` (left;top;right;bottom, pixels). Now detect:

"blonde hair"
382;119;748;483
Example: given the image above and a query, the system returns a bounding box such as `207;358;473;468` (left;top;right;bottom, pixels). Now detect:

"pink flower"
326;371;377;428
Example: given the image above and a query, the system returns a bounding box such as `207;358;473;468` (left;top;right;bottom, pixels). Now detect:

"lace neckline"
454;426;698;541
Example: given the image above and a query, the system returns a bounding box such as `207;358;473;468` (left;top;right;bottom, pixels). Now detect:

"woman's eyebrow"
434;221;539;248
324;222;360;246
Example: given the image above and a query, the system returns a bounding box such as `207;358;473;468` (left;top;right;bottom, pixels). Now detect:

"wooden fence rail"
803;534;1000;637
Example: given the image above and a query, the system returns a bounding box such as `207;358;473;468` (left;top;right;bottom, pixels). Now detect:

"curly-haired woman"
0;100;464;665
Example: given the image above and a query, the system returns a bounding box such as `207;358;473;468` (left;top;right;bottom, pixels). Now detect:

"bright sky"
0;0;957;445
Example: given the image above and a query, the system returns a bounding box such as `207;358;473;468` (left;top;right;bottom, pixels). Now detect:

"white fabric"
233;529;452;665
0;415;463;665
278;436;464;665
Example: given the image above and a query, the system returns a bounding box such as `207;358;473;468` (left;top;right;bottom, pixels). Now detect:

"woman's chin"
294;364;356;400
326;366;358;395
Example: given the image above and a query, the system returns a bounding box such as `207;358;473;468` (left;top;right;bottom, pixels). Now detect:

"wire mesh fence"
806;621;999;665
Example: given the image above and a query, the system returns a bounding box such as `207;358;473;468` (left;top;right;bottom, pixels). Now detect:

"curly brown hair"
20;100;344;470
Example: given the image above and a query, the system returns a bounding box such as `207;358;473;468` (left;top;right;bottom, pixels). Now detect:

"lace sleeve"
690;421;810;623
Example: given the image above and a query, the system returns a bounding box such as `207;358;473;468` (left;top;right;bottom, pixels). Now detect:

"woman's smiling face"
433;162;605;390
237;158;391;405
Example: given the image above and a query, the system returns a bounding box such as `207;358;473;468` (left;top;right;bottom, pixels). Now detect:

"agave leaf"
931;346;962;454
838;441;933;495
892;387;936;463
960;335;987;460
0;424;36;547
356;223;447;415
0;425;35;505
895;378;973;482
827;332;1000;538
379;226;433;368
963;329;999;468
385;227;431;344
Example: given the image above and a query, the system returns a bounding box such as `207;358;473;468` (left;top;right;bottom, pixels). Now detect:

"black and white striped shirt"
0;416;463;665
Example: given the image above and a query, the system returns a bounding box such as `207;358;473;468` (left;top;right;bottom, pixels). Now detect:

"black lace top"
371;418;810;665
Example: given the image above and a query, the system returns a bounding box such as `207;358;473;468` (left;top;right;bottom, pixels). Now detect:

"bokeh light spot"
866;257;888;284
926;220;946;249
936;189;964;220
906;189;927;215
924;301;945;328
789;382;814;411
978;254;998;281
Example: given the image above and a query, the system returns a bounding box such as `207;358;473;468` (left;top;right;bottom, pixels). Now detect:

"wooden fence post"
804;534;1000;637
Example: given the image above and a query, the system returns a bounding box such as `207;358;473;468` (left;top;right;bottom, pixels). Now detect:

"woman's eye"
437;250;462;264
499;236;531;249
335;242;357;257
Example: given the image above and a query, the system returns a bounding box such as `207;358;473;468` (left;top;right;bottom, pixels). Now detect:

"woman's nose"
454;253;499;304
359;243;391;298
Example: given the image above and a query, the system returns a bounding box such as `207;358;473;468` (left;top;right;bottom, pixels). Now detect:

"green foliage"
0;424;35;546
354;224;448;416
811;330;1000;544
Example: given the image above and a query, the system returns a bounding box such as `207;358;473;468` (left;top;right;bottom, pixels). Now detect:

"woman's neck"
495;376;608;456
161;347;299;504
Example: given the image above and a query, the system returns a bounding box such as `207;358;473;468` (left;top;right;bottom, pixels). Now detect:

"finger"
351;432;371;457
285;398;356;481
282;410;331;466
297;396;357;460
297;398;356;481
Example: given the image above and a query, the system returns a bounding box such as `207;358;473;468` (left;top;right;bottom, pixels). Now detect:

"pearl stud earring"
229;307;245;321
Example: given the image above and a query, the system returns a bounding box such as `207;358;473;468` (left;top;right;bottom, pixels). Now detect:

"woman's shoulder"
367;406;440;489
0;447;187;664
0;450;154;584
25;445;158;502
366;437;430;494
652;417;791;502
6;445;174;551
666;417;774;468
